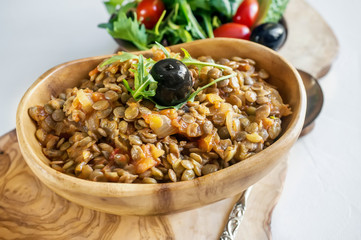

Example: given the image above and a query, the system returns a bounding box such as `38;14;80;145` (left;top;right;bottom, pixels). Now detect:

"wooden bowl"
16;38;306;216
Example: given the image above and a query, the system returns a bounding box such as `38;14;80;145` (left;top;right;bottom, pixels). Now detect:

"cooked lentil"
29;47;291;183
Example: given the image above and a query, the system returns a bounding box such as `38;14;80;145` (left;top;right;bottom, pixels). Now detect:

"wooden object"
0;130;288;239
16;38;306;216
279;0;339;78
298;70;324;137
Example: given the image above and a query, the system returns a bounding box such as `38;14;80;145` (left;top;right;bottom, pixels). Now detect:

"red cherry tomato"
136;0;165;29
213;23;251;40
233;0;259;28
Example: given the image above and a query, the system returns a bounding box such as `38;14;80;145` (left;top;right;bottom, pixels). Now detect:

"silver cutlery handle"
220;186;253;240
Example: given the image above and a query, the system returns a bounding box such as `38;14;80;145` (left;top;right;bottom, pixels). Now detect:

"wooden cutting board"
279;0;338;79
0;0;338;239
0;130;287;239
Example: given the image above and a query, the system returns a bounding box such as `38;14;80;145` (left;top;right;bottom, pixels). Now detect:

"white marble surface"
0;0;118;136
1;0;360;239
272;1;361;239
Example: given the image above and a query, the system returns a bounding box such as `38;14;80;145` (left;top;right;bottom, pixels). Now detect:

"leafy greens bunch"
98;0;243;50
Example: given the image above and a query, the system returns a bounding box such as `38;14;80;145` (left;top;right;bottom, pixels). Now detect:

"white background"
1;1;361;239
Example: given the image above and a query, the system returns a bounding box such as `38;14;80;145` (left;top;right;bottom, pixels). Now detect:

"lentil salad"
28;46;291;184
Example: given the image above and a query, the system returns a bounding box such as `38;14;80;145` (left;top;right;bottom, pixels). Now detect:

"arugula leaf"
172;3;179;21
178;0;207;39
144;58;156;68
212;15;222;28
167;20;180;30
162;27;183;46
211;0;231;18
154;10;167;35
147;8;181;44
108;12;148;50
125;55;157;101
187;73;237;102
155;42;170;58
100;52;138;68
199;12;214;38
165;20;193;43
180;48;232;71
187;0;211;11
178;27;193;42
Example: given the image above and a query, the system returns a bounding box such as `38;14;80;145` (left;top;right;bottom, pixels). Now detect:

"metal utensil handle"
220;187;253;240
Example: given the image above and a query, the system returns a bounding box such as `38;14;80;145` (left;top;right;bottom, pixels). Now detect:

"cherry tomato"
213;23;251;40
136;0;165;29
233;0;259;28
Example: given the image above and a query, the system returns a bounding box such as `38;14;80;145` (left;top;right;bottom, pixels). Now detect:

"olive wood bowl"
16;38;306;216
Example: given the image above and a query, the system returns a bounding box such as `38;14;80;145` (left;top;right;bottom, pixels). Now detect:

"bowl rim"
16;38;306;197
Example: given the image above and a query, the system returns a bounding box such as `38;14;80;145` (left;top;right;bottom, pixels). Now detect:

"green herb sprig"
180;48;232;71
103;11;148;50
98;43;236;110
99;0;244;50
153;42;232;71
100;52;138;68
124;55;157;101
154;72;236;110
155;42;171;58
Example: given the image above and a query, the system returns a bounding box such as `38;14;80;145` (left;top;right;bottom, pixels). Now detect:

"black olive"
150;58;193;106
250;22;286;51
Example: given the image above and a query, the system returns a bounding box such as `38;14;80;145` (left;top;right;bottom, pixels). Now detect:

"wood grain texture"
279;0;339;79
0;130;288;239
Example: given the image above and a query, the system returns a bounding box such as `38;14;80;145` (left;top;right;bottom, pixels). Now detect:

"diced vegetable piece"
150;144;165;158
206;93;224;104
262;117;274;130
76;90;94;113
134;144;159;174
198;131;216;152
148;114;178;138
246;132;264;143
135;157;157;174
